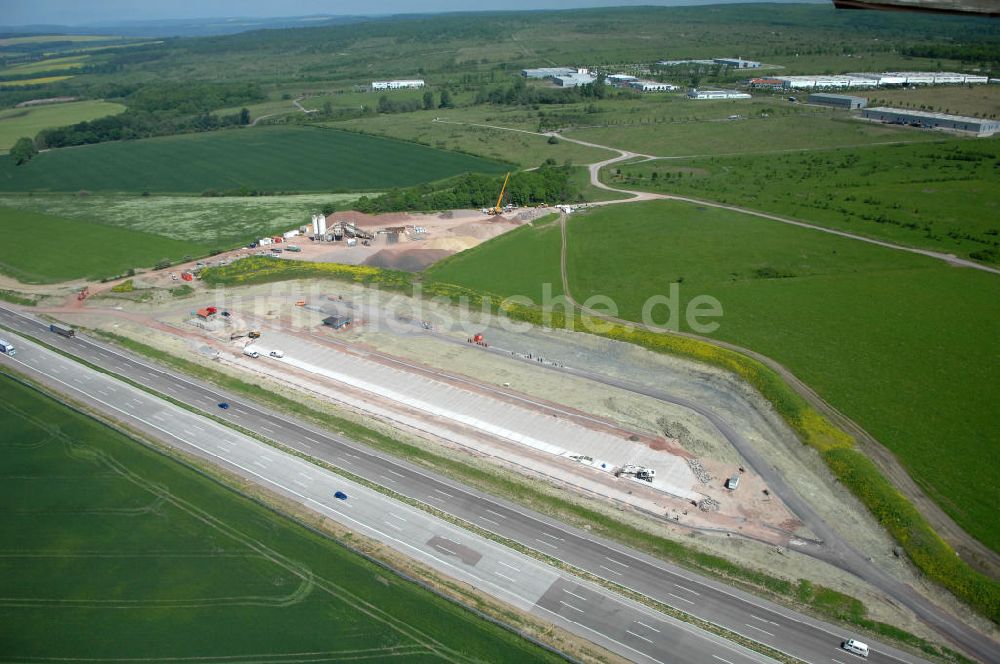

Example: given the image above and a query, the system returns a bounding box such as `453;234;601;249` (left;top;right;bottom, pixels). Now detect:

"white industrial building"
862;107;1000;136
606;73;638;86
775;75;878;90
875;71;989;85
777;72;989;90
713;57;761;69
554;71;597;87
687;89;752;100
371;79;425;90
522;67;577;79
657;59;715;66
629;80;678;92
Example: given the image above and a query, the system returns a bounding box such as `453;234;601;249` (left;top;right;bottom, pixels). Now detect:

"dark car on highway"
218;402;230;410
334;491;348;500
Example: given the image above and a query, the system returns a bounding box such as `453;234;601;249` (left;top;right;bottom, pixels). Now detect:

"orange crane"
488;172;511;216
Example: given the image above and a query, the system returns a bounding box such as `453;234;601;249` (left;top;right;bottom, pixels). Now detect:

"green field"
0;75;74;88
0;206;202;283
0;192;367;245
0;35;122;46
329;108;614;168
0;126;508;193
0;100;125;152
0;55;89;76
0;372;563;662
426;199;1000;553
562;201;1000;552
567;111;940;158
603;138;1000;264
425;214;564;300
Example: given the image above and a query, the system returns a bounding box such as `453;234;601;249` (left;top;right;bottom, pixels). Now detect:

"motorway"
0;305;980;664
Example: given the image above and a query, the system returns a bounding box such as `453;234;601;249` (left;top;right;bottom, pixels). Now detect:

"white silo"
318;214;327;236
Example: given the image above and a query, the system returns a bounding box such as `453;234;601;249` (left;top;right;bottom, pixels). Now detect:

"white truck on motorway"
0;338;15;356
243;345;261;358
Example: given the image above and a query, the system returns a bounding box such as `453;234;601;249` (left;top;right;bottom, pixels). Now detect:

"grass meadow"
425;214;564;301
0;55;90;76
561;200;1000;553
605;137;1000;264
0;206;202;282
0;192;367;246
0;100;126;152
0;126;508;193
423;198;1000;553
0;76;75;88
0;373;561;663
567;110;940;157
329;108;614;168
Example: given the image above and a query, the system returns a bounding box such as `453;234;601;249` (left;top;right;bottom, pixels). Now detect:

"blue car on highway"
218;402;230;410
334;491;348;500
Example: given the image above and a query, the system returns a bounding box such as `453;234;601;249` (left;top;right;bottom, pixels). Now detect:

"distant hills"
0;14;374;39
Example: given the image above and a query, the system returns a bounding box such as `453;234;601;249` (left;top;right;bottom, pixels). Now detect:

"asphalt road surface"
0;305;984;663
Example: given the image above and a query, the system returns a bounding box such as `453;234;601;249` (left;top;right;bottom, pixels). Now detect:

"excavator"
487;172;511;216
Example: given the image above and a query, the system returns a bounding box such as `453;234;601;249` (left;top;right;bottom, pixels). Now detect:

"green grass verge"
0;370;563;663
603;138;1000;264
0;100;125;152
0;288;36;305
0;126;508;193
0;205;205;283
70;299;973;658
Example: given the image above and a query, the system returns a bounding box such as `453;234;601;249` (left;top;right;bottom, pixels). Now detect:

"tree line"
25;82;264;151
376;89;453;114
474;76;612;107
354;163;578;213
35;107;252;149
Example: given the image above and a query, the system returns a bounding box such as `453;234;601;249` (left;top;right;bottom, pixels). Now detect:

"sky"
2;0;792;27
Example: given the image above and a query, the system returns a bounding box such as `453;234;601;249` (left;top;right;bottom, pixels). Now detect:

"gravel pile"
687;458;712;484
698;498;720;512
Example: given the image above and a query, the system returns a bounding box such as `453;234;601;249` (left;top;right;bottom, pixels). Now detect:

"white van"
842;639;869;658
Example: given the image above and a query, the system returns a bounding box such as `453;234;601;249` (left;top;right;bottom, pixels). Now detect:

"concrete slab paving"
262;327;701;501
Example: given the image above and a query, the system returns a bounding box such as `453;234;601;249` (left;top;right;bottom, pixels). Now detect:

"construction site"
38;266;961;643
8;165;994;656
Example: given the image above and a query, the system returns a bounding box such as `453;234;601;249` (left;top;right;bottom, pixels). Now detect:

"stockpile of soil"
364;248;452;271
